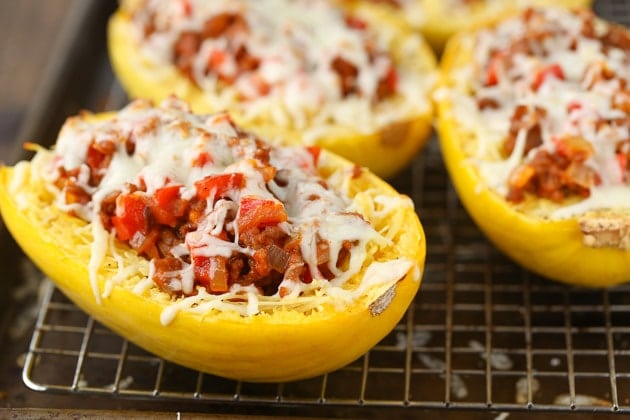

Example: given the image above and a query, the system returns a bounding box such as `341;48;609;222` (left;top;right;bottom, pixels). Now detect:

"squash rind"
0;147;425;382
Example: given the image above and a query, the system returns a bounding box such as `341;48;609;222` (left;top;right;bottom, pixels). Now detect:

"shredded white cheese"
126;0;433;141
444;7;630;218
34;98;418;323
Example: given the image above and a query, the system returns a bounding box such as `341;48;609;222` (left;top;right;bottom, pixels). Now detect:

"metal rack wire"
18;0;630;415
20;138;630;414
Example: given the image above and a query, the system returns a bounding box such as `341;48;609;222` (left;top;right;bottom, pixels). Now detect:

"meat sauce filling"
475;8;630;204
136;2;398;102
53;112;364;298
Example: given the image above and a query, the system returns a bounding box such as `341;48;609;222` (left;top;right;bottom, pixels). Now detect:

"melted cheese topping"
125;0;433;142
424;0;571;20
30;98;416;323
399;0;587;30
444;7;630;219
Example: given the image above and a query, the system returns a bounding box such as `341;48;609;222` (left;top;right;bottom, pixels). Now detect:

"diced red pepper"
251;248;272;277
532;63;565;91
486;64;498;86
206;50;226;73
384;65;398;93
151;184;187;227
154;184;181;208
237;195;288;232
86;144;107;170
194;172;245;200
86;140;116;172
485;52;506;86
375;64;398;100
306;146;321;166
554;136;593;162
251;74;271;96
566;100;582;113
345;15;367;30
617;152;628;180
111;193;150;241
193;255;229;293
192;151;213;167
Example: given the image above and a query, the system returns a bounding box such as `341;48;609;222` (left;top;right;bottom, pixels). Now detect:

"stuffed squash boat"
436;7;630;287
107;0;437;178
342;0;592;53
0;98;425;382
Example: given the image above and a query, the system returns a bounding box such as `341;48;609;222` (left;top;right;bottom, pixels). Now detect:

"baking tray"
2;0;630;417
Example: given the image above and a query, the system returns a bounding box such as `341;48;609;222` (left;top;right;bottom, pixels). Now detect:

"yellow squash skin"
106;4;437;179
0;137;425;382
436;18;630;287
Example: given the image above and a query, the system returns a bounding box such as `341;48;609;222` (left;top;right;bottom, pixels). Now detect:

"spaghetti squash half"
436;7;630;287
0;98;425;382
107;0;437;178
344;0;592;53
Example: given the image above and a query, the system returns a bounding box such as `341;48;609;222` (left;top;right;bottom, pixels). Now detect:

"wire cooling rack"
20;138;630;415
19;0;630;416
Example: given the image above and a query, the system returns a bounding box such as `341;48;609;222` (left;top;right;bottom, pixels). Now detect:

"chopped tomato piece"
86;140;116;172
252;74;271;96
532;63;564;91
486;64;499;86
566;100;582;113
151;184;187;227
617;152;628;180
384;65;398;93
181;0;192;16
485;51;507;86
192;151;213;167
154;184;181;208
206;49;226;73
86;144;106;170
195;172;245;200
237;196;288;232
250;248;272;277
193;255;229;293
617;152;628;171
112;192;150;241
345;15;366;30
306;146;321;166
